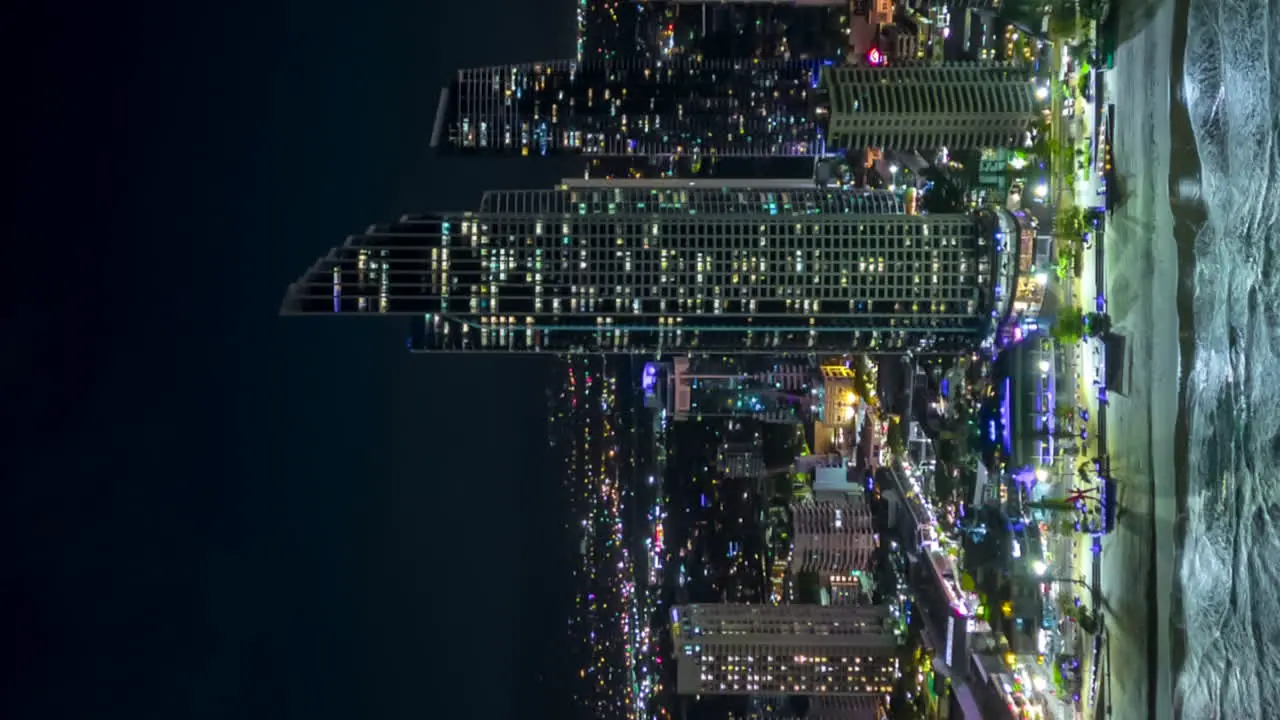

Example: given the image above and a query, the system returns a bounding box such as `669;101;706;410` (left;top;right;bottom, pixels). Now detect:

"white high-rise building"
819;63;1041;151
790;499;877;576
670;604;900;696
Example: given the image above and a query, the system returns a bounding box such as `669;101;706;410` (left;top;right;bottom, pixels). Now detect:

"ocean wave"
1177;0;1280;715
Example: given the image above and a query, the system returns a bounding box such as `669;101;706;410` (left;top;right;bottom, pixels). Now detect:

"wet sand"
1166;0;1203;710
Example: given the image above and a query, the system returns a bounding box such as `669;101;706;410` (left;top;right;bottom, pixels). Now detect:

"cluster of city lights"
553;5;1116;720
560;359;669;720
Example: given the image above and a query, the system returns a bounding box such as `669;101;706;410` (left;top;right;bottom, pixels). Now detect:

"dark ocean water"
8;1;578;718
1177;0;1280;715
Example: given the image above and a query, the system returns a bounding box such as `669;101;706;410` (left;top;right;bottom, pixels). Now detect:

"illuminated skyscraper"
280;179;1021;356
790;498;877;576
430;59;1042;157
817;63;1042;151
669;603;900;696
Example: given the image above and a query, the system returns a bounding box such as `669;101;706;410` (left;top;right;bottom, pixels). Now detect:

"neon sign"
642;363;659;392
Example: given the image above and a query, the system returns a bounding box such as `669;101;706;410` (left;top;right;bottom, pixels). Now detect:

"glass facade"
442;58;826;157
282;184;1008;356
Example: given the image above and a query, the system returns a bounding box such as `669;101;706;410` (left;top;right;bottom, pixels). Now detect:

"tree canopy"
1051;312;1085;343
1052;311;1112;342
1084;312;1111;336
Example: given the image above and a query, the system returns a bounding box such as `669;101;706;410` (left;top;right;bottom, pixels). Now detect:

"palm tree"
887;421;907;457
1049;12;1077;40
992;0;1058;35
1070;39;1096;68
1055;208;1084;241
1055;253;1073;280
1077;73;1093;99
1080;0;1112;21
1053;310;1113;342
1049;517;1080;535
1084;312;1112;336
1051;311;1086;343
1028;134;1052;163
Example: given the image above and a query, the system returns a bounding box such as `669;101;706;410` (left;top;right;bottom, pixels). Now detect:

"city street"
1029;23;1112;720
1092;2;1183;716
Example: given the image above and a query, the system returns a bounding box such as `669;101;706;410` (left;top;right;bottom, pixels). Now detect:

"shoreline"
1097;0;1186;716
1165;0;1201;706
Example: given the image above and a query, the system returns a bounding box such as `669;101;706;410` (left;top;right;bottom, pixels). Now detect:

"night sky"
8;1;579;717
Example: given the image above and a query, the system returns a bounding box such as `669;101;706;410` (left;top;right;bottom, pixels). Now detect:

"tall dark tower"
432;58;827;158
571;1;852;180
578;0;850;63
280;180;1020;356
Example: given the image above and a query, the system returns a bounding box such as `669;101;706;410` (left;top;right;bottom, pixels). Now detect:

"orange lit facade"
870;0;894;25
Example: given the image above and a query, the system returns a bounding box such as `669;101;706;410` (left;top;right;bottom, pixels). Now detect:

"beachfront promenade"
1093;2;1182;718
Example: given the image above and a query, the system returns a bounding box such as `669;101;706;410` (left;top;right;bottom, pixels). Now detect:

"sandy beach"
1094;0;1189;718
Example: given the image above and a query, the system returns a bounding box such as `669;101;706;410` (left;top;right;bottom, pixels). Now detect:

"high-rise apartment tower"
669;603;900;696
790;499;877;576
281;179;1021;356
817;63;1042;151
432;58;826;158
